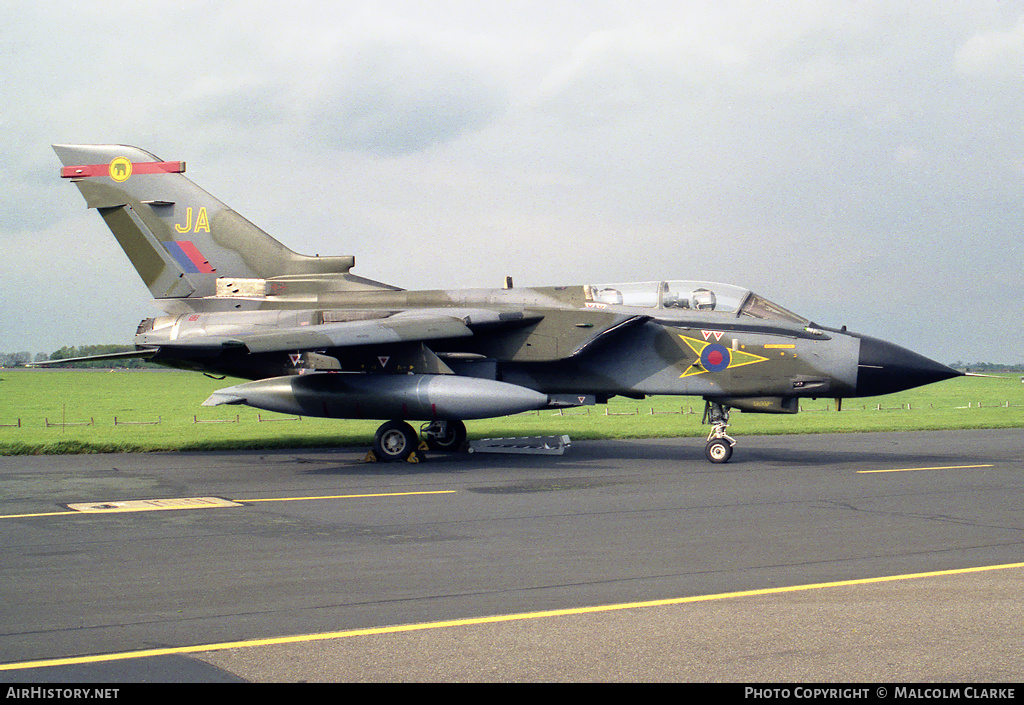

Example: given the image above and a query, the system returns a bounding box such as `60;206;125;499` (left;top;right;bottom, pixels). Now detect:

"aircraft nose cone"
855;335;962;397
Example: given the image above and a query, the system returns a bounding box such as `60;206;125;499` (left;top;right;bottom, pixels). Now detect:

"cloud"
191;81;291;128
4;1;1024;361
955;15;1024;78
301;38;510;155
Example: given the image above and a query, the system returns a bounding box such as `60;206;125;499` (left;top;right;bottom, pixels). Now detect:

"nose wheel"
703;401;736;463
705;436;734;463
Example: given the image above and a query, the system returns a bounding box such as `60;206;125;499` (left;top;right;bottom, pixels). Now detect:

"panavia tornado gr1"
47;144;962;463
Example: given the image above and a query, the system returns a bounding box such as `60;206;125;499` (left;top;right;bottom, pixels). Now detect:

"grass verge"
0;369;1021;455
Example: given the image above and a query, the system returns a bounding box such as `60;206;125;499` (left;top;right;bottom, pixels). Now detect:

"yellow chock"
363;449;423;463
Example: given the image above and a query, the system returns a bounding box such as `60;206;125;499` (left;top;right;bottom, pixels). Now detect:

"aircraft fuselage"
135;282;950;412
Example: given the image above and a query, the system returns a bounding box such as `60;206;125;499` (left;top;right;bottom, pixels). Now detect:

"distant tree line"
950;361;1024;373
0;351;47;366
1;345;159;369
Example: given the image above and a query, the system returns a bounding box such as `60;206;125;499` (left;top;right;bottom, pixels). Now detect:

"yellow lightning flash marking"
678;334;769;378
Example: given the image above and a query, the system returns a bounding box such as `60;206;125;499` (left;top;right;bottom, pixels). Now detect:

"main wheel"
421;420;467;452
705;438;733;464
373;420;418;462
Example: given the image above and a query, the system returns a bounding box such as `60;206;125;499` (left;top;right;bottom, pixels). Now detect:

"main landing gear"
371;420;419;462
369;419;468;462
702;401;736;464
420;419;468;452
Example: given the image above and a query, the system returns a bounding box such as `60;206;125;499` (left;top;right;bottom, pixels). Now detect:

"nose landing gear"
703;401;736;463
420;419;468;452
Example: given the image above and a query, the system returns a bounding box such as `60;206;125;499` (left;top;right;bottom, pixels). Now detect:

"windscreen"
585;281;809;324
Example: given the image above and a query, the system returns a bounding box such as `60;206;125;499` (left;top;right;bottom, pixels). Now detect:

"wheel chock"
363;449;424;463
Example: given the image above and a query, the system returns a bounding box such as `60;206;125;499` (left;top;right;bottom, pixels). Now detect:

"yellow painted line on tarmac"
858;464;994;474
0;509;78;519
3;561;1022;672
0;490;456;520
236;490;456;503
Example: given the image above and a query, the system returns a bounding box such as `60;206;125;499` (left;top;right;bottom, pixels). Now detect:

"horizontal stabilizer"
27;349;157;366
201;392;245;406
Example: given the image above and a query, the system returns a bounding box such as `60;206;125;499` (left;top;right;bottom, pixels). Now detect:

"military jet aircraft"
47;143;962;463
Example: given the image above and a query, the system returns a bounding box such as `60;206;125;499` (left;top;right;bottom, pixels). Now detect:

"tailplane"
53;144;397;303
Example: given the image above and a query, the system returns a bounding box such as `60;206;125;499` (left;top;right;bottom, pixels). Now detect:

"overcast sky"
2;1;1022;363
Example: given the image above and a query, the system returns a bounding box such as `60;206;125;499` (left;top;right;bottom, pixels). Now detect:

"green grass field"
0;368;1021;455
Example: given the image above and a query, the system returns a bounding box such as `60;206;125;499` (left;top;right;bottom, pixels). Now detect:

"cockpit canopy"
584;281;809;325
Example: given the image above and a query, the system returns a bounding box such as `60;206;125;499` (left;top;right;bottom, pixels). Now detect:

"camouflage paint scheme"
49;144;961;462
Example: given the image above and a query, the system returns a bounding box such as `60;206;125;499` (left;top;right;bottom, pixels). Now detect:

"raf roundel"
700;343;732;373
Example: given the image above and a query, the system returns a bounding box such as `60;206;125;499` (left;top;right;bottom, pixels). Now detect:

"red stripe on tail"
60;161;186;178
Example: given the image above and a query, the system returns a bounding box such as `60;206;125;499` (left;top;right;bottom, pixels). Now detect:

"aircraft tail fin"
53;144;397;303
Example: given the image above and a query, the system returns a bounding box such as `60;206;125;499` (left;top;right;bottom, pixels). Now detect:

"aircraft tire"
373;420;418;462
705;438;733;464
422;419;467;452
